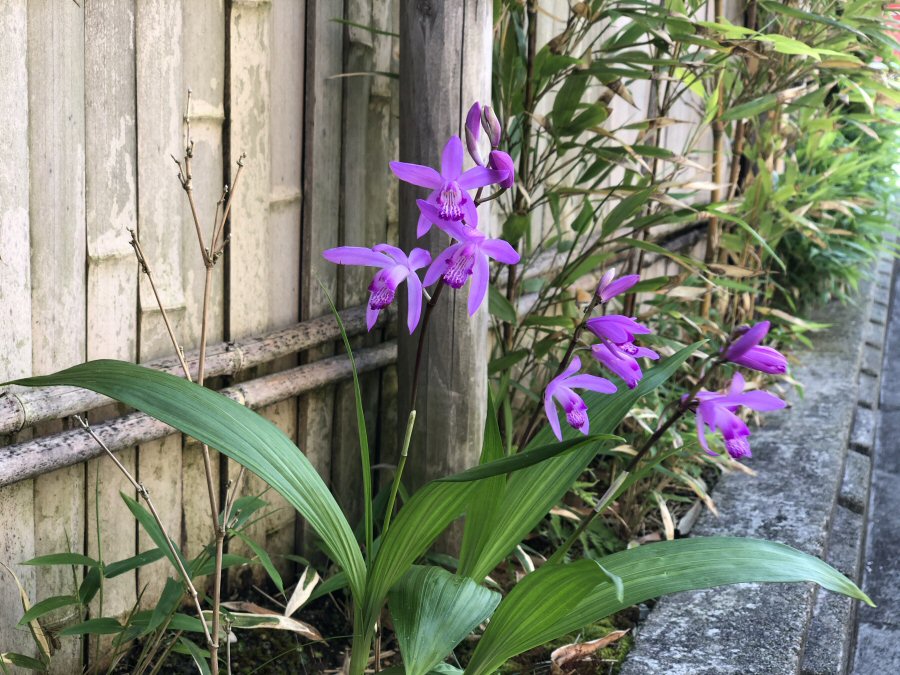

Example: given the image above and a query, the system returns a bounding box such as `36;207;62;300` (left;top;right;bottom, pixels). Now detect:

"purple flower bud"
465;102;485;166
596;268;640;303
488;150;515;189
724;320;788;374
482;105;502;147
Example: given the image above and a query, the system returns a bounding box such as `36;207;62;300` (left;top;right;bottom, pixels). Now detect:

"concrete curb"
620;253;894;675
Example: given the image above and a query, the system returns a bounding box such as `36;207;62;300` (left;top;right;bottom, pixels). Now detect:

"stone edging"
620;252;894;675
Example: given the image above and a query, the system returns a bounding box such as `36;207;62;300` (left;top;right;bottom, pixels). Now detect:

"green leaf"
17;596;80;626
0;653;47;671
601;188;652;237
488;350;529;376
324;285;374;566
23;553;100;568
721;93;778;121
104;549;166;578
178;638;211;675
488;286;517;324
552;73;589;128
120;493;187;572
388;566;500;675
58;618;123;637
232;531;284;594
228;495;269;531
191;553;251;578
501;213;531;246
439;435;620;484
9;360;366;603
466;537;873;674
570;199;595;233
78;567;102;605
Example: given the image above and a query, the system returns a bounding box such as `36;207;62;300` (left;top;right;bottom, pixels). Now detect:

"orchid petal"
458;166;507;190
560;355;583;381
729;371;746;395
417;210;433;238
389;161;442;189
599;274;640;302
323;246;390;268
564;374;617;394
695;406;714;455
462;197;480;230
726;321;770;360
406;272;423;334
417;200;477;242
544;392;563;441
372;243;408;266
480;237;521;264
366;304;380;332
468;251;490;316
441;136;464;179
721;390;786;412
407;247;432;271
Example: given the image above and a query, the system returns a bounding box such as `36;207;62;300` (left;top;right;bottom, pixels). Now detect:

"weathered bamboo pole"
0;304;392;436
0;341;397;488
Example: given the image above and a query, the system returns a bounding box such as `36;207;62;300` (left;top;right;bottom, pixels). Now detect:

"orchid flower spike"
465;102;485;167
591;342;659;390
419;200;520;315
724;321;788;375
322;244;431;334
596;268;640;303
693;372;786;460
544;355;617;441
389;135;506;237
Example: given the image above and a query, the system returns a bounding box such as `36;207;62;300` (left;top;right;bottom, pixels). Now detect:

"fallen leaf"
216;604;323;641
284;566;320;618
550;629;629;671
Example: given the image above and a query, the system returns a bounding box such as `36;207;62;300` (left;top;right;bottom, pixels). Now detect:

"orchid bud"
488;150;515;189
465;102;484;166
595;268;639;303
481;105;502;147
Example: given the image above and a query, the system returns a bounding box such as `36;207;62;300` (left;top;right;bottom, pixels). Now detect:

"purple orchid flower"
465;102;485;167
419;200;520;315
693;372;786;459
596;268;640;303
488;150;515;189
389;135;506;237
544;355;617;441
585;315;652;355
724;321;788;374
322;244;431;334
591;342;659;390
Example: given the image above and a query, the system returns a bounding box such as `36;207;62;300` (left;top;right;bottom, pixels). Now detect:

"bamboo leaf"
104;548;166;578
8;361;367;603
58;618;123;636
232;531;284;594
388;566;500;675
17;596;80;626
23;553;100;568
0;653;47;672
465;538;872;674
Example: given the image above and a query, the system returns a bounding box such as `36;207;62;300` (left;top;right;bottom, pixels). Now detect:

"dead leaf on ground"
550;629;630;672
217;602;323;641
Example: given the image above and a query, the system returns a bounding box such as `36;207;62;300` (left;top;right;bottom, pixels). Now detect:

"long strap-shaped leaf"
9;361;367;602
465;536;874;674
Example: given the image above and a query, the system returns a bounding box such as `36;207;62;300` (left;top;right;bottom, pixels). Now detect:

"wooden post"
397;1;492;533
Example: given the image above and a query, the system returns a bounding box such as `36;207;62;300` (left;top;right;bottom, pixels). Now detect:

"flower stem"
409;279;445;409
382;410;417;536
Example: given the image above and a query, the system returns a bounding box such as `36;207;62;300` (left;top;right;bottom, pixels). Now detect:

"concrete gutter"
620;251;894;675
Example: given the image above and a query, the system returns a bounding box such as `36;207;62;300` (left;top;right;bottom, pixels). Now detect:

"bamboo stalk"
0;341;397;488
0;304;393;436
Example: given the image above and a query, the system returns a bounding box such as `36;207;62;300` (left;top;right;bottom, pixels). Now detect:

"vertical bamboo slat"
0;1;36;659
180;0;226;565
266;0;306;577
27;2;87;670
299;0;345;552
83;0;140;632
135;0;186;603
397;2;492;541
227;0;275;585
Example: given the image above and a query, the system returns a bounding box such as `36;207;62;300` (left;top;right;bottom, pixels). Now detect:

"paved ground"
853;260;900;674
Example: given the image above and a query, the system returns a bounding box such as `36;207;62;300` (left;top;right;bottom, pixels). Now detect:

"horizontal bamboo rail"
0;341;397;487
0;303;393;436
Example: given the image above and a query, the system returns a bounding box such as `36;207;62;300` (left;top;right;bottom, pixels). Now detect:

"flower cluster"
543;269;789;462
323;103;519;332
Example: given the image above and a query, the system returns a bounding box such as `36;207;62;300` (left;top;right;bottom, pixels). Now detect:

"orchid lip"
438;181;466;221
443;250;475;288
